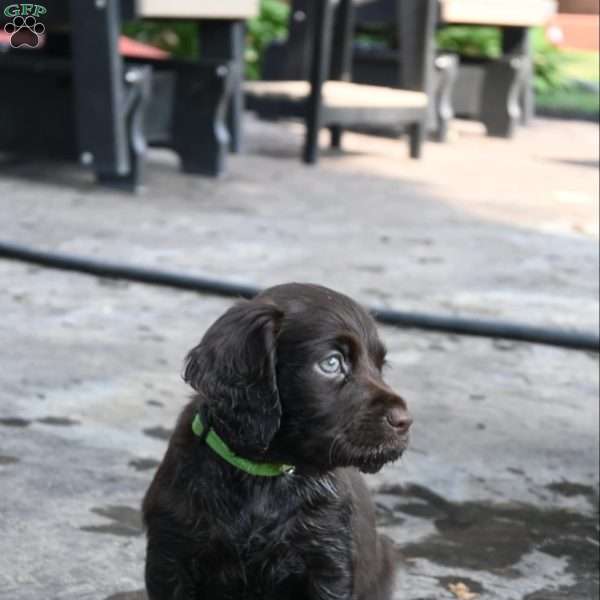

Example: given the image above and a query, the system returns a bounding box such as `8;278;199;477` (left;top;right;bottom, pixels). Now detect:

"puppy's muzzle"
385;406;413;435
368;378;413;437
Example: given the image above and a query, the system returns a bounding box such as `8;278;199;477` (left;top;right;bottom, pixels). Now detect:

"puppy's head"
184;283;411;473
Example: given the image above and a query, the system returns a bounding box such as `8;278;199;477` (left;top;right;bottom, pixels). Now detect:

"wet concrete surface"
376;484;599;599
36;416;81;426
0;417;31;427
81;506;144;538
0;117;598;599
127;458;160;472
142;426;173;441
1;416;81;427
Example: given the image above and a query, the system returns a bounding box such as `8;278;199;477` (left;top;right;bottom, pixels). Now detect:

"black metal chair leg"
228;23;246;153
97;65;152;190
69;0;136;186
330;126;343;149
303;123;320;164
200;20;245;154
303;0;334;165
172;62;233;176
520;60;535;126
502;26;534;127
431;54;458;143
408;122;425;159
481;58;525;138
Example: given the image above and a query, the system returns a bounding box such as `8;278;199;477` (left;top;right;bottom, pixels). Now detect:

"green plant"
436;26;569;94
536;86;600;116
436;26;501;59
531;27;566;94
245;0;290;80
561;50;599;83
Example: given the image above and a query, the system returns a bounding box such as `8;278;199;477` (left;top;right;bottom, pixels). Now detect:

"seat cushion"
244;80;428;125
138;0;259;19
440;0;556;26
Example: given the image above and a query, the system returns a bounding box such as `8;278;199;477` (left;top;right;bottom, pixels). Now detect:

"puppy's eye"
317;353;345;376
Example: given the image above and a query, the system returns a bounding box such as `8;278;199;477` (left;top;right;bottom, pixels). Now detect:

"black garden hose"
0;240;598;353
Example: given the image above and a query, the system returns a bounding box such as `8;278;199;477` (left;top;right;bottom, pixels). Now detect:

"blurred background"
0;1;598;599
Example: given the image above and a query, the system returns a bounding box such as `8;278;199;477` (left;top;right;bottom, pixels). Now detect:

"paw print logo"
4;15;45;49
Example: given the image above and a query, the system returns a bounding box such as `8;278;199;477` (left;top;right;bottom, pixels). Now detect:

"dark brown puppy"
143;283;412;600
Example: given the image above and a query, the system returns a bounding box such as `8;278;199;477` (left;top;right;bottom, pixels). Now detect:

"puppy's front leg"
305;548;353;600
308;578;353;600
145;542;197;600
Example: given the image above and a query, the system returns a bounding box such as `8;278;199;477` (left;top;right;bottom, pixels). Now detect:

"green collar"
192;414;294;477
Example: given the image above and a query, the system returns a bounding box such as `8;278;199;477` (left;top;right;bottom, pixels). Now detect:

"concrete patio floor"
0;116;598;600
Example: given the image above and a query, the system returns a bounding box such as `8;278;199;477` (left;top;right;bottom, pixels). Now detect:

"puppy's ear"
184;300;283;455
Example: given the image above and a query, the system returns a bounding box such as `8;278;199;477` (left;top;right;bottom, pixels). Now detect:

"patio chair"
352;0;459;142
0;0;257;189
245;0;436;164
352;0;557;138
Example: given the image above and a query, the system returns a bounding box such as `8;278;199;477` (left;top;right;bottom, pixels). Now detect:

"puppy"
143;283;412;600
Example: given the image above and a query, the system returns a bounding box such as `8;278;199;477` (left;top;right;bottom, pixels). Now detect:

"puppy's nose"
386;408;413;433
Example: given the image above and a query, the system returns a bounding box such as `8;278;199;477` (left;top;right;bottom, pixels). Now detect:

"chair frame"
250;0;437;164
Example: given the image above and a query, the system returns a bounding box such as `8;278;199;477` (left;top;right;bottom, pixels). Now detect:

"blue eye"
318;353;344;375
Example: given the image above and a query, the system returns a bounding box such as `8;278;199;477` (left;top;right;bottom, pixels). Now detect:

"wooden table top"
136;0;259;20
441;0;557;27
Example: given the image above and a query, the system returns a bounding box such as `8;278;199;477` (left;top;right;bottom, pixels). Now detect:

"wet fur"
143;283;410;599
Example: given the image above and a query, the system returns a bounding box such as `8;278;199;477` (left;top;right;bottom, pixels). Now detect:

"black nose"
386;408;413;434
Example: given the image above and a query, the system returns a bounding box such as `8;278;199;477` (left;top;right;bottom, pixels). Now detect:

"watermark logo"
3;4;46;48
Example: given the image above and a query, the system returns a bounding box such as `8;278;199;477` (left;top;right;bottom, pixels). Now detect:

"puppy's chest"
198;479;348;595
218;490;308;564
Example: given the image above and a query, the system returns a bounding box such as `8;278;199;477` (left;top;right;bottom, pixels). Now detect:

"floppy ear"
184;300;283;456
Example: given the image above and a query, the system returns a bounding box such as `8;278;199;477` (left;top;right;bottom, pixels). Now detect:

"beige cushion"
137;0;259;19
441;0;557;26
244;80;428;111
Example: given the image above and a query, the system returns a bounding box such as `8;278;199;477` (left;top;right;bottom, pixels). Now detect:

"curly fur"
143;283;412;600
